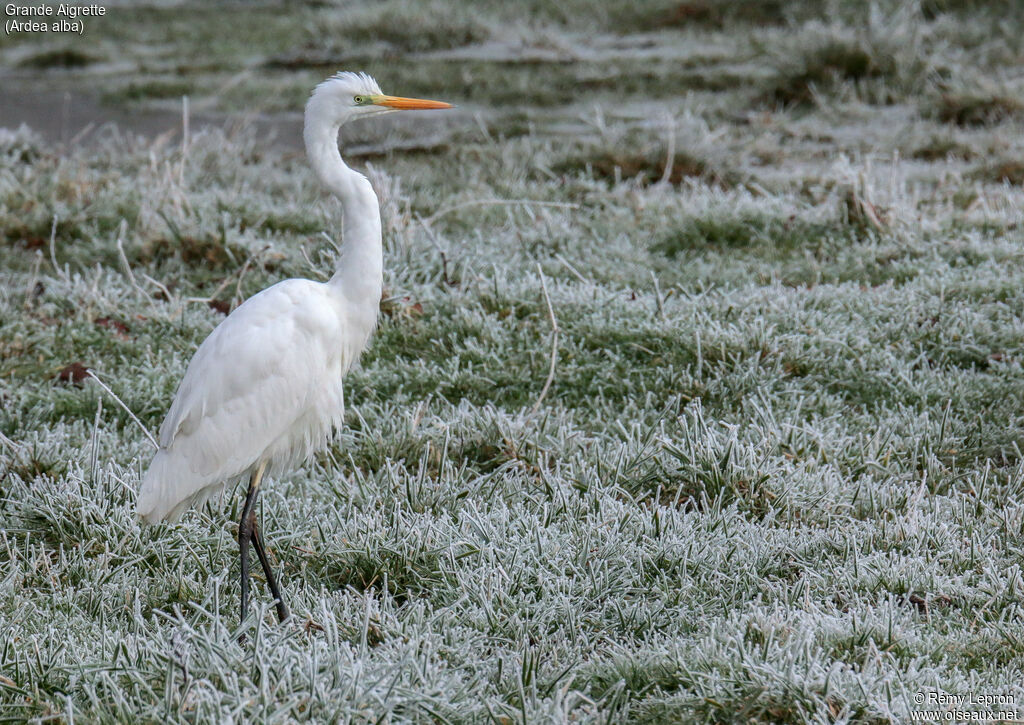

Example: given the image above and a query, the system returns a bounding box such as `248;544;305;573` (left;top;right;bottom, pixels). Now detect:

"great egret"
137;72;452;623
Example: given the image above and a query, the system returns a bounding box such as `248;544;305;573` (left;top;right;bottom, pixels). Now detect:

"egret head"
307;71;452;126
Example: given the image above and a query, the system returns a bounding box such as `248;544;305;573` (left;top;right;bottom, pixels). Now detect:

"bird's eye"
353;95;364;104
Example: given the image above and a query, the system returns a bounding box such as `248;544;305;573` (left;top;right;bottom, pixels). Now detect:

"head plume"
313;71;382;99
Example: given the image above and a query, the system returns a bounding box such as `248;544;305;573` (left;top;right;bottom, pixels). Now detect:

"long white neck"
303;99;383;308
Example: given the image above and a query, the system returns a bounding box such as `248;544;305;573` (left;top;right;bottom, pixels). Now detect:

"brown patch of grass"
1;218;83;252
2;231;47;251
969;160;1024;185
765;39;896;107
134;235;247;270
591;150;704;185
18;48;99;69
651;211;862;259
623;0;797;31
841;187;890;233
94;317;131;339
347;139;452;161
115;80;195;102
55;362;90;386
554;147;735;187
901;592;954;615
932;91;1024;126
207;299;232;315
909;136;976;161
921;0;1022;18
323;1;489;54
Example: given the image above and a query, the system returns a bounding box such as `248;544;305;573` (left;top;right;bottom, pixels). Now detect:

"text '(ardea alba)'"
137;72;452;623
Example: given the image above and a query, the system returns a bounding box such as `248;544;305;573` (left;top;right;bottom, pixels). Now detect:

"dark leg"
250;515;289;622
238;462;265;623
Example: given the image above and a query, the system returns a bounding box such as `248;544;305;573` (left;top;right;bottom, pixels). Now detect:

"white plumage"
137;279;358;523
136;71;452;622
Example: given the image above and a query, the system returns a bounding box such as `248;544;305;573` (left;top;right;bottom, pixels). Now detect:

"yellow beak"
373;94;453;110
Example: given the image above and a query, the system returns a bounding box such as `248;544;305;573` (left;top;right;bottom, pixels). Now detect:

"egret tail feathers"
137;450;222;524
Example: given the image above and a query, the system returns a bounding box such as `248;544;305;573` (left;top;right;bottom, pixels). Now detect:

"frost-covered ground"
3;1;1024;722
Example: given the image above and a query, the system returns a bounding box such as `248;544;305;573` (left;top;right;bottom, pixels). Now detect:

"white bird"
137;72;452;623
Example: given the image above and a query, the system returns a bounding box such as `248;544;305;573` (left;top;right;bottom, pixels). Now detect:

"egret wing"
138;279;344;522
